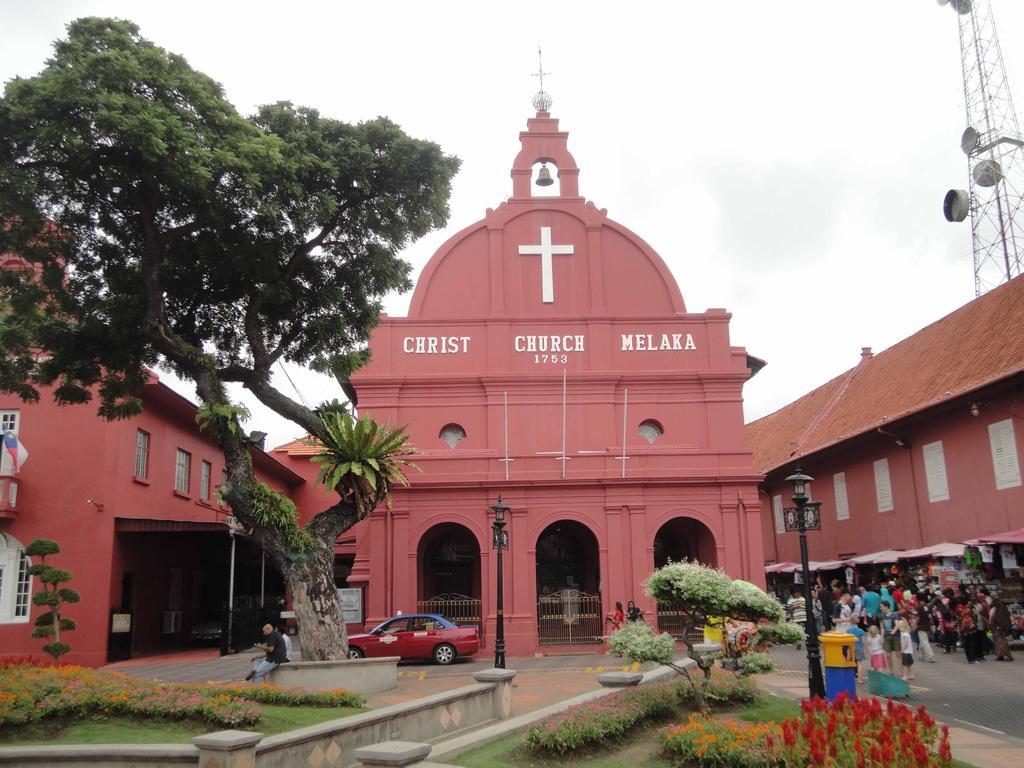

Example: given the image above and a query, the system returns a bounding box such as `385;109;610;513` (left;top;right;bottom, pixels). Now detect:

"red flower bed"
776;694;953;768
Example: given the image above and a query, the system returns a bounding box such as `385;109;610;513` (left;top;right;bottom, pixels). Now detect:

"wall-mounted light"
87;499;104;513
970;402;980;417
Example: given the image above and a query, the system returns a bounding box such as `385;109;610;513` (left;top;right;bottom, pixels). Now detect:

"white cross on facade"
518;226;574;303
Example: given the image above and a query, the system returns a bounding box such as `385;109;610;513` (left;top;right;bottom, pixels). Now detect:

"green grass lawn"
0;704;365;745
453;693;976;768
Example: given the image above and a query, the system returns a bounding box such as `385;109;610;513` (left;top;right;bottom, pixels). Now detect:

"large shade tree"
0;18;459;659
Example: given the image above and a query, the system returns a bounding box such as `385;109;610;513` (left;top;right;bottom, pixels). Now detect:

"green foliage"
24;539;59;557
608;621;678;665
753;621;803;648
662;713;780;767
311;412;416;510
524;683;677;755
24;538;76;660
735;652;776;677
196;402;252;441
0;663;364;729
673;671;758;706
0;17;459;418
248;482;314;554
643;562;783;625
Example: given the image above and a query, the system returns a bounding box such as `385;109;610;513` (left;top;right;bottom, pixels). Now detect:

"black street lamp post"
783;466;826;700
490;495;510;669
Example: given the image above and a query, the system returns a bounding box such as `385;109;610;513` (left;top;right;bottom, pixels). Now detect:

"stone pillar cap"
192;730;264;751
472;668;517;683
597;671;643;687
354;741;432;766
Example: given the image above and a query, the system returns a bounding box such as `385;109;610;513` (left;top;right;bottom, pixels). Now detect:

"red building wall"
0;378;302;666
761;382;1024;564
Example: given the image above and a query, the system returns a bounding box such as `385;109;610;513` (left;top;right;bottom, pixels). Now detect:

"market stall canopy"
896;542;965;560
848;550;905;565
765;560;852;574
963;528;1024;545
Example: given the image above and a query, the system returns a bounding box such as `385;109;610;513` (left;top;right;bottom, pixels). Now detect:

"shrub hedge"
0;663;363;728
525;682;677;754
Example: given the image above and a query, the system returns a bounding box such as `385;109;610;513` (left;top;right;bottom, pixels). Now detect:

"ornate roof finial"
531;44;553;113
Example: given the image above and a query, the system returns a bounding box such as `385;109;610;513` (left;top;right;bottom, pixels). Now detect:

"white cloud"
3;0;1020;447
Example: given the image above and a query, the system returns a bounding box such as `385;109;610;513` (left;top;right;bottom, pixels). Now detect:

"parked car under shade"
347;614;479;665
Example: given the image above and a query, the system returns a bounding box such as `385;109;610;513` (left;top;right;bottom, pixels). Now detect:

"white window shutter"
922;441;950;502
989;419;1022;490
833;473;850;520
873;458;894;513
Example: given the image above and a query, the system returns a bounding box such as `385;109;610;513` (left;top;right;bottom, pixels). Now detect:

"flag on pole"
3;431;28;473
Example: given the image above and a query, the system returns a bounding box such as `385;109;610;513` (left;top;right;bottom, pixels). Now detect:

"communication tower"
939;0;1024;295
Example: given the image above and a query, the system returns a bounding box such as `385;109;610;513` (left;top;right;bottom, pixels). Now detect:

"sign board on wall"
338;588;363;625
111;613;132;633
938;569;960;590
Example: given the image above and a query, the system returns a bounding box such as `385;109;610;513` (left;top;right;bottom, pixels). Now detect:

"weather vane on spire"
531;45;553;113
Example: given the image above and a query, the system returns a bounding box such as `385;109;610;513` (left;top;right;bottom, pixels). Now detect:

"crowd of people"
775;579;1015;683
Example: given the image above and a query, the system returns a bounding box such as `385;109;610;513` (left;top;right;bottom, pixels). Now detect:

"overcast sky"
3;1;1021;449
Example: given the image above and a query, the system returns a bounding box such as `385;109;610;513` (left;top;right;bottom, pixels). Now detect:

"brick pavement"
763;645;1024;768
105;647;642;716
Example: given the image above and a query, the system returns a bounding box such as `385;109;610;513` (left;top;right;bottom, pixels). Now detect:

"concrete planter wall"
269;656;399;694
0;669;516;768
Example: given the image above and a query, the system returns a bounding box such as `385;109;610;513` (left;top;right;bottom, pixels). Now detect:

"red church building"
749;276;1024;568
275;101;767;655
1;101;767;664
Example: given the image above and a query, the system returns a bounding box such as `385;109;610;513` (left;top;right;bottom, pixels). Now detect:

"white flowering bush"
630;561;789;714
736;652;776;677
728;580;784;623
608;621;677;665
754;621;803;648
643;561;734;617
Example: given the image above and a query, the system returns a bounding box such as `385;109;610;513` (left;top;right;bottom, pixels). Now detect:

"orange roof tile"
272;436;323;456
746;276;1024;474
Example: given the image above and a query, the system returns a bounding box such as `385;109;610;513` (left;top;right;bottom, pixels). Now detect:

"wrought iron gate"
537;589;603;645
417;593;483;640
656;602;707;645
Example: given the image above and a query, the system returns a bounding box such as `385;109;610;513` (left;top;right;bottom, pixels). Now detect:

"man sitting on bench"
246;623;287;683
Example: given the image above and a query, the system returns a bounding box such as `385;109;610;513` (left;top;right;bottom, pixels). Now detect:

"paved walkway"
104;647;642;716
763;645;1024;768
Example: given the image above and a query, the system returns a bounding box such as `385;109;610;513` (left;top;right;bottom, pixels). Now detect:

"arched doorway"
416;523;482;636
652;517;717;641
535;520;602;645
653;517;717;569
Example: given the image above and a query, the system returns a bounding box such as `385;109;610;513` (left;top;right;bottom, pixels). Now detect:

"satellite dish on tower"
950;0;973;14
936;0;950;6
973;158;1004;186
961;127;979;155
944;189;970;222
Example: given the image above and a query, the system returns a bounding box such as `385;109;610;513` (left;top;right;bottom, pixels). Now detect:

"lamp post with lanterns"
489;496;510;669
783;466;826;700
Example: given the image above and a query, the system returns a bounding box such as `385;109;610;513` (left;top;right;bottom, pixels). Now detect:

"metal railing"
656;602;707;645
417;593;483;641
537;589;603;645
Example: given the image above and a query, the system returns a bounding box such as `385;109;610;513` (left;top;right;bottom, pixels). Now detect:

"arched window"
0;533;32;624
438;424;467;449
638;419;664;445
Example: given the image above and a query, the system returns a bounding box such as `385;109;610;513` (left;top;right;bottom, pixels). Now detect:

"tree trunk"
282;539;349;660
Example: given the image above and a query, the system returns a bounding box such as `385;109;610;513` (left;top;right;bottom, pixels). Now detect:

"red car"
347;614;479;665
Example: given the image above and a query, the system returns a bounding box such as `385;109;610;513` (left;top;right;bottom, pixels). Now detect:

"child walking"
866;624;887;672
898;619;915;681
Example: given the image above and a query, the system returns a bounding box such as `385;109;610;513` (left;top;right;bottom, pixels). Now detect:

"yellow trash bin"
819;631;857;702
703;618;724;643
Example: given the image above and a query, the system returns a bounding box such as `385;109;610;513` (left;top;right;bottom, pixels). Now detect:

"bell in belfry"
536;163;554;187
